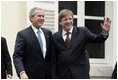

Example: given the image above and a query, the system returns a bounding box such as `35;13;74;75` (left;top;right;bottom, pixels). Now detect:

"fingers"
104;17;111;24
102;17;111;33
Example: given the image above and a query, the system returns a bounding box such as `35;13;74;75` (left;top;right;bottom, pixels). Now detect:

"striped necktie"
65;32;70;48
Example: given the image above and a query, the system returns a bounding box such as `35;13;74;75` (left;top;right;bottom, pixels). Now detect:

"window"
85;1;105;58
85;1;105;16
85;19;105;58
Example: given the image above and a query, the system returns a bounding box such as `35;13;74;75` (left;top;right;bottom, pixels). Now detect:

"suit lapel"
56;26;80;48
70;26;79;48
56;27;80;48
28;26;44;58
56;29;67;47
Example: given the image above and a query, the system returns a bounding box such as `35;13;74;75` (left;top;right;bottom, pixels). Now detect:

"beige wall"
1;1;27;79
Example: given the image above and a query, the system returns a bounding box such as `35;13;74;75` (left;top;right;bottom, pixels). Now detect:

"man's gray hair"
29;7;43;17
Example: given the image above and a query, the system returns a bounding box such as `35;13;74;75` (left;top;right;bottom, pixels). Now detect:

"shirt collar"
62;26;73;36
31;25;42;34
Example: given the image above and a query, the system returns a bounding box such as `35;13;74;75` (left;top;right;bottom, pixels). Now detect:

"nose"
40;16;44;19
66;19;70;22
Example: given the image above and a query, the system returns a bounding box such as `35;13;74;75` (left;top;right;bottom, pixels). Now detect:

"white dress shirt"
31;25;46;58
62;26;73;41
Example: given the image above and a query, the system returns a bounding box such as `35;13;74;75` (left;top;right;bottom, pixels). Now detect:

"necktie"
37;30;43;52
65;32;70;48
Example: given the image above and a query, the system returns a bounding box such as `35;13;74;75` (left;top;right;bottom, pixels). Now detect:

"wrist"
20;71;28;79
102;31;109;35
20;71;26;75
102;31;109;38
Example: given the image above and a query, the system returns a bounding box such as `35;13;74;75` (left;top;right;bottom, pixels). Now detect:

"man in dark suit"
111;63;117;79
13;7;52;79
1;37;13;79
50;9;111;79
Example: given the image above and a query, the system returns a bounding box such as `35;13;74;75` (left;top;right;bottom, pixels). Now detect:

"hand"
20;71;28;79
101;17;111;33
6;74;12;79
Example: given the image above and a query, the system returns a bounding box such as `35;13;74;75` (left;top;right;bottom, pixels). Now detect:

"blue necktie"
37;30;43;52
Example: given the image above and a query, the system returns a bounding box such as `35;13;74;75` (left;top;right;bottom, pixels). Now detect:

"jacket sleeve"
2;37;13;76
83;27;108;43
13;32;25;76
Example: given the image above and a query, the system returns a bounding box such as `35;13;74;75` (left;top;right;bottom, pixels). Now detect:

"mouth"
38;20;44;23
65;23;72;27
65;22;73;25
65;25;71;29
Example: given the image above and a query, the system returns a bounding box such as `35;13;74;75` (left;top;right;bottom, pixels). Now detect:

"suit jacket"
111;63;117;79
1;37;12;79
13;26;52;79
51;26;108;79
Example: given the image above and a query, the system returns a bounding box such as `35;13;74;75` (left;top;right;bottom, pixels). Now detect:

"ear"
59;22;61;25
29;16;32;22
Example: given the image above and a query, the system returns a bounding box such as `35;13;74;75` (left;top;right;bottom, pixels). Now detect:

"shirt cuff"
102;31;109;38
20;71;25;75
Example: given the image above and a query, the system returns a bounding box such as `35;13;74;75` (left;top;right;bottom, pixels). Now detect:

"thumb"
101;23;104;29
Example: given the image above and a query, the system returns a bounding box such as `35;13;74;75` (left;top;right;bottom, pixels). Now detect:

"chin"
67;26;72;29
38;24;43;27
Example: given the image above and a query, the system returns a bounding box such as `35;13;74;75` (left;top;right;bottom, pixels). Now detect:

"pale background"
1;1;117;79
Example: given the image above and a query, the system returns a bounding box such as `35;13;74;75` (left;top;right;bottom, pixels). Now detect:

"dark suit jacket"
1;37;12;79
51;26;108;79
111;63;117;79
13;26;52;79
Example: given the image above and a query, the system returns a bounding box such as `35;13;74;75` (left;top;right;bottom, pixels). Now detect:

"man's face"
30;10;45;29
60;15;73;31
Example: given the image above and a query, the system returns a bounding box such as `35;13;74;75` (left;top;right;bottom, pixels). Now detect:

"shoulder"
17;27;31;35
42;28;52;35
1;37;7;46
52;31;59;36
76;26;88;31
19;27;31;33
75;26;89;33
70;26;88;32
42;28;51;32
15;27;32;40
1;37;5;41
1;37;6;45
